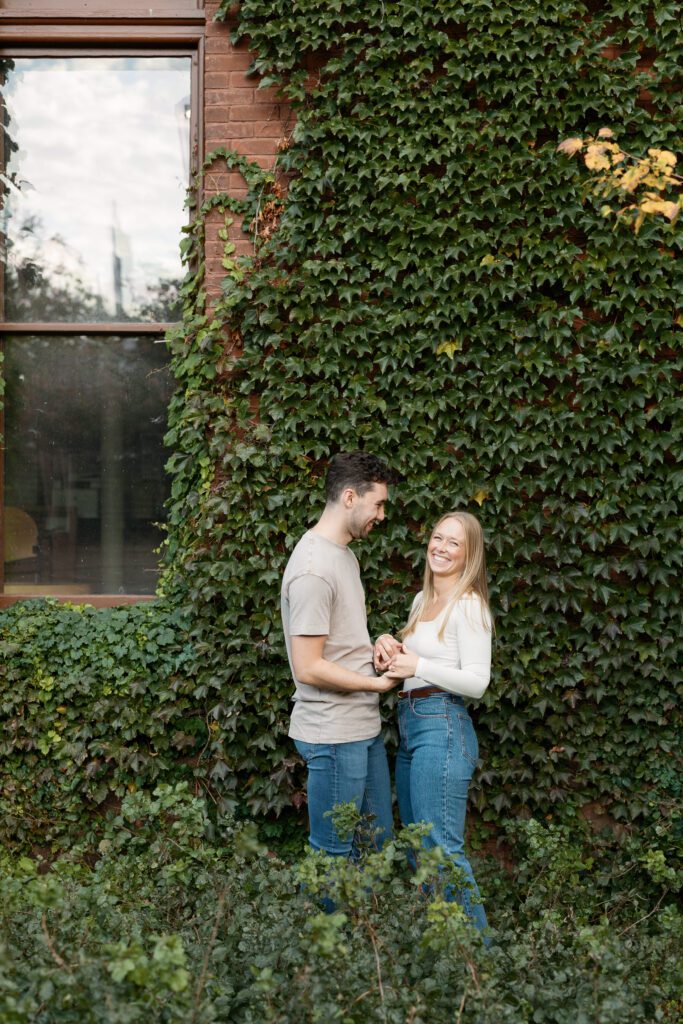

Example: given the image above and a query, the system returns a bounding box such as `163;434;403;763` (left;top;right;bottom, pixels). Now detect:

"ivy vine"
0;0;681;847
165;0;682;823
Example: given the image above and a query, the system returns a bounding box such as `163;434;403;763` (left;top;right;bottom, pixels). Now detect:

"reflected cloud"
2;56;191;322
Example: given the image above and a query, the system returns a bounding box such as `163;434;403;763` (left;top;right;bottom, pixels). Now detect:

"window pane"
1;57;191;323
3;334;175;595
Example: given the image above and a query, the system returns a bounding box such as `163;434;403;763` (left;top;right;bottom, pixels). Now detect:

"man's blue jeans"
294;733;393;856
395;692;489;934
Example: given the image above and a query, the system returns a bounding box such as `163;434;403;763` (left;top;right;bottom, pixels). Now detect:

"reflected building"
111;206;133;319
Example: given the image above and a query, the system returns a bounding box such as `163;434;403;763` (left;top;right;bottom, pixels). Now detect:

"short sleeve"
287;573;334;637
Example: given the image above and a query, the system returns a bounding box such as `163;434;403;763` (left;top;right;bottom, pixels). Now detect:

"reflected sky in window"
1;57;191;322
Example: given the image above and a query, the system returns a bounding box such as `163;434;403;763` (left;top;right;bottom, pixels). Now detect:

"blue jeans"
395;693;488;935
294;733;393;856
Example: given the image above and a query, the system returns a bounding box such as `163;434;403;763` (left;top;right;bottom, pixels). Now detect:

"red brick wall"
203;1;292;302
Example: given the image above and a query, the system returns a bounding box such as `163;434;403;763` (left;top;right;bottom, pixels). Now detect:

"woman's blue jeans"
294;733;393;856
395;692;488;934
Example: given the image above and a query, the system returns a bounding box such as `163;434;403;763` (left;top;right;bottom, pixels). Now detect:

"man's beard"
349;514;375;540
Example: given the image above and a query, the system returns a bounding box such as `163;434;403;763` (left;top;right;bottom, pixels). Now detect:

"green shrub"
0;786;680;1023
0;600;202;851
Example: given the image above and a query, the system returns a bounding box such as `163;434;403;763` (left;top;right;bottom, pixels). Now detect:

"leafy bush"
0;786;680;1023
0;600;200;851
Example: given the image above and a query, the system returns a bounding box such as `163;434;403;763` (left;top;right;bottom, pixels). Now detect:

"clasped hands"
373;634;418;679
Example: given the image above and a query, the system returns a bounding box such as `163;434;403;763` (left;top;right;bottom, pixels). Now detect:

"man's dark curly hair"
325;451;395;503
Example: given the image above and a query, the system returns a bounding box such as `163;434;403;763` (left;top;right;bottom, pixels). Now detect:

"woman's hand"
374;633;401;672
385;648;419;679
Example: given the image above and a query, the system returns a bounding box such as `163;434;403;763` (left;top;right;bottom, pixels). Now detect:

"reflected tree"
4;215;108;321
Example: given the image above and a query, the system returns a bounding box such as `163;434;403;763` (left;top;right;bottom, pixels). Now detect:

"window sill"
0;593;157;607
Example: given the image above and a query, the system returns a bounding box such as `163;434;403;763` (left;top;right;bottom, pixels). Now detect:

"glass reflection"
1;57;191;323
3;335;175;595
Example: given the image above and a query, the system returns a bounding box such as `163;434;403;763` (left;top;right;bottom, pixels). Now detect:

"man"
281;451;397;857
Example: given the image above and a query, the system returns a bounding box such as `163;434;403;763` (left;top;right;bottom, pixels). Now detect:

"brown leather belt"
398;686;445;699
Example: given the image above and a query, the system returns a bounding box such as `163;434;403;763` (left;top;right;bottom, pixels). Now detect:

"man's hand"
386;648;419;680
372;673;401;693
292;634;400;694
373;633;401;672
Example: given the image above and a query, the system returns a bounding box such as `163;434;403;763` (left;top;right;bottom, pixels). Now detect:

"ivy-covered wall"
1;0;681;847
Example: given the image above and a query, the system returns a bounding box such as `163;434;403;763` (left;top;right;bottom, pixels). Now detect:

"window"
0;13;203;604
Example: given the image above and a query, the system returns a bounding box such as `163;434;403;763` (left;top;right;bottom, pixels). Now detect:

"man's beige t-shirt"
282;531;380;744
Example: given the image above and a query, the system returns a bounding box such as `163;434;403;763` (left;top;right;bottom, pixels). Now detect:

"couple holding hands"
281;452;492;934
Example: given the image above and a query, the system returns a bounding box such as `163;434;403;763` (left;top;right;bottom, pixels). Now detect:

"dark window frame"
0;10;204;606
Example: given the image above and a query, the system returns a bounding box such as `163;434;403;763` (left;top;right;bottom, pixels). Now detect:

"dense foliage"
162;0;683;822
0;785;680;1023
0;0;681;842
0;601;196;851
1;5;681;1017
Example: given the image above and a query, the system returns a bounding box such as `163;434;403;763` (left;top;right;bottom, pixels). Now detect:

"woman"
374;511;492;934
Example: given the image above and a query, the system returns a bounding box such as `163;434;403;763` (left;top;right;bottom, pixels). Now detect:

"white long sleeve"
403;594;492;700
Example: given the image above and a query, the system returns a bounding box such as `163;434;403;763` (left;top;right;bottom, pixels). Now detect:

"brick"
205;106;231;123
229;138;286;156
205;54;254;72
247;154;279;170
203;171;251;191
205;88;255;105
205;15;228;33
202;171;231;190
252;120;288;137
205;34;238;54
252;86;288;103
229;103;282;122
205;125;255;147
229;71;261;88
204;125;233;144
205;241;228;258
222;124;257;140
205;72;231;89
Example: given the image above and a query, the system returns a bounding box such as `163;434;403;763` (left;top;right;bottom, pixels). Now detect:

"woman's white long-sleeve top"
402;592;492;700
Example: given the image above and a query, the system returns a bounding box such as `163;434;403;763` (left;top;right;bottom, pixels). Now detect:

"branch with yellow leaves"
558;128;682;233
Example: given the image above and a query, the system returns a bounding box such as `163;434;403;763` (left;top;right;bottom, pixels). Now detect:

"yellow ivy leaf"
437;340;463;358
472;489;489;506
647;148;677;170
480;254;496;266
584;144;611;172
597;127;615;139
617;163;650;192
557;137;584;156
640;198;680;221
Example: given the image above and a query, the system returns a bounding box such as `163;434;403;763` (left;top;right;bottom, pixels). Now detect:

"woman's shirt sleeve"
414;599;492;699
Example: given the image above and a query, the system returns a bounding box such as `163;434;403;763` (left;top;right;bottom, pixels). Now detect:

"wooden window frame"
0;10;204;606
0;0;205;21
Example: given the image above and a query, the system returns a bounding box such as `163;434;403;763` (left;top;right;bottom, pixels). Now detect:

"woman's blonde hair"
400;511;492;642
